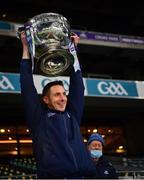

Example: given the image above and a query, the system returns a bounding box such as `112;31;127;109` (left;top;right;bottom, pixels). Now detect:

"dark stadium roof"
1;0;144;36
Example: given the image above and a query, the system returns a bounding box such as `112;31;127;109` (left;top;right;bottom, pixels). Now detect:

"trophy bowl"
25;12;74;76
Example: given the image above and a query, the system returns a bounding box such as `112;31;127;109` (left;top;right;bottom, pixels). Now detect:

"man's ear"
42;96;49;105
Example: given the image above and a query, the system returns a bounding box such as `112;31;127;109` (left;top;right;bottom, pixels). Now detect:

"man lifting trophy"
17;12;75;76
19;11;97;179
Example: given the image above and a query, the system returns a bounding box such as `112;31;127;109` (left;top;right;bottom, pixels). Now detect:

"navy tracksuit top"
20;59;96;178
89;156;118;179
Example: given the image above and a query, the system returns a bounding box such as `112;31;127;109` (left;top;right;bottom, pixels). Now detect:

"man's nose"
94;146;99;150
60;94;66;100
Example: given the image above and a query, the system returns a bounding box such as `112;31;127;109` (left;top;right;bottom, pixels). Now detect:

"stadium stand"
1;156;144;179
0;157;37;179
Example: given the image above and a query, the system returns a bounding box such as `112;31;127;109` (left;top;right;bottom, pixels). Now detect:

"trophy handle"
16;26;25;39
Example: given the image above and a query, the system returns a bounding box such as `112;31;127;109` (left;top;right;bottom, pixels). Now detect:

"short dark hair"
42;80;64;96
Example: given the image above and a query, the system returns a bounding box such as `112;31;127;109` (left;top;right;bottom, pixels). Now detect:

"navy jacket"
20;59;96;178
90;155;118;179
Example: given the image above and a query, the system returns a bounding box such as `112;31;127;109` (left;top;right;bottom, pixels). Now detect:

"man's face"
43;85;67;112
88;140;103;151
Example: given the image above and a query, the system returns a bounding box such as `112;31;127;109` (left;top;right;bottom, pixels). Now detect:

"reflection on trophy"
18;13;74;76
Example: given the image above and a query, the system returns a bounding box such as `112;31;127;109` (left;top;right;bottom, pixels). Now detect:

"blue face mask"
90;150;103;158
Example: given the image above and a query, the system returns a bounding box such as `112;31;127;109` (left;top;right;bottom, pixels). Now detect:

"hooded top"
20;59;96;178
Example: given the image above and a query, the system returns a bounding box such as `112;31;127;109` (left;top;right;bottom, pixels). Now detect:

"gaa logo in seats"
0;76;14;90
97;81;128;96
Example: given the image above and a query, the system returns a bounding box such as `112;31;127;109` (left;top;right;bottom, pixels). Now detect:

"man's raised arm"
67;34;85;125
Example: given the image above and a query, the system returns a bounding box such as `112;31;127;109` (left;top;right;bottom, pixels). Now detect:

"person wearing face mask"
87;133;118;179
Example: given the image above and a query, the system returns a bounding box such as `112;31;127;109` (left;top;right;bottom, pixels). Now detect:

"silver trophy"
18;13;74;76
